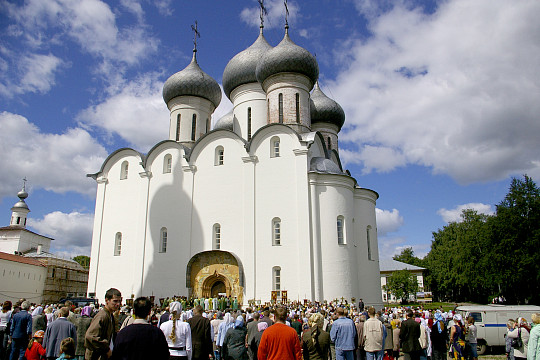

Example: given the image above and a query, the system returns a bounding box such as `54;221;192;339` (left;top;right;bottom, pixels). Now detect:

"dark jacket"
75;316;92;356
187;314;213;360
302;326;331;360
111;323;169;360
223;326;248;360
249;330;264;360
10;310;32;339
85;307;115;360
399;318;421;353
32;314;47;334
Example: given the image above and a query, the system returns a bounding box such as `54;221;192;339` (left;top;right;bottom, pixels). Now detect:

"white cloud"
331;0;540;184
240;0;299;30
437;202;494;223
153;0;173;16
378;236;431;260
0;112;107;199
375;208;404;236
212;86;234;128
77;73;169;152
29;211;94;256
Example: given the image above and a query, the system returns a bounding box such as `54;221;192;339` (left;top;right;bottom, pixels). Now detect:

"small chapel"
87;7;383;308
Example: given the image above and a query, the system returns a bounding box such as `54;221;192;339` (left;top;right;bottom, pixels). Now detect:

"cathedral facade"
87;24;382;307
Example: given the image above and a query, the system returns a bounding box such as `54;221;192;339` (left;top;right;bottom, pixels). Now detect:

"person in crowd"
74;307;93;360
400;309;421;360
430;312;447;360
158;307;170;328
391;318;401;360
258;306;302;360
302;313;330;360
85;288;122;360
8;300;32;360
222;315;247;360
217;313;235;358
465;316;477;360
249;322;267;360
259;311;273;327
356;315;366;360
508;317;530;360
246;312;260;360
112;297;169;360
56;338;76;360
24;330;46;360
450;314;466;360
186;305;213;360
528;313;540;360
1;301;13;360
383;320;393;360
210;311;224;360
330;307;357;360
418;317;430;360
31;306;47;336
507;319;517;360
43;307;77;360
160;301;192;360
363;307;384;360
291;315;302;339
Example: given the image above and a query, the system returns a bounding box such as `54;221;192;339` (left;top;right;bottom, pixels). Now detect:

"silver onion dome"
213;110;234;131
310;82;345;129
310;157;343;175
163;51;222;108
222;28;272;99
255;27;318;87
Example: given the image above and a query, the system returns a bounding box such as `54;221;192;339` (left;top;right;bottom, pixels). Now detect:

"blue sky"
1;0;539;259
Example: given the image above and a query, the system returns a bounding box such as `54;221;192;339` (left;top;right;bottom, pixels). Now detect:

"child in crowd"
56;338;76;360
25;330;46;360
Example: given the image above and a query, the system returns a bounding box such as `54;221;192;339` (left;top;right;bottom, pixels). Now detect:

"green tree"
393;247;425;267
73;255;90;269
383;269;419;304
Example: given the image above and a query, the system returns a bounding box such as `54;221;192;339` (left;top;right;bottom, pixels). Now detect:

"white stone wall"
0;259;47;303
0;230;52;255
230;83;267;139
167;96;215;143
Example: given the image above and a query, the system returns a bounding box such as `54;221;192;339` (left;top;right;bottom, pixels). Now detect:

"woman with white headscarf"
216;312;235;358
508;317;530;360
160;301;192;360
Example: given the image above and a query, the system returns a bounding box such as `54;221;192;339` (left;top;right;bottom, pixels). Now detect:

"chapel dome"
222;29;272;99
310;157;343;175
213;110;234;131
163;51;222;108
255;27;318;87
310;82;345;130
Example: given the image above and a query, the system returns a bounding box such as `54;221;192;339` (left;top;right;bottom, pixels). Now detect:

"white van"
455;305;540;354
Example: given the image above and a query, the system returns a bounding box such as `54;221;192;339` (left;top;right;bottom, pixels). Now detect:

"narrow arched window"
114;232;122;256
270;136;280;158
176;114;181;141
272;266;281;291
272;218;281;246
120;161;129;180
247;107;252;141
163;154;172;174
327;137;332;150
295;93;300;123
367;226;372;260
191;114;197;141
337;216;345;245
215;146;224;166
278;93;283;123
213;223;221;250
160;227;167;253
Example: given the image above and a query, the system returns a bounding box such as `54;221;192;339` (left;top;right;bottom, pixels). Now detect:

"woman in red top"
25;329;46;360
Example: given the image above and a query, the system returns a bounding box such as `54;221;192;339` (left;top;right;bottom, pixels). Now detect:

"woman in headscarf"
222;315;247;360
216;312;235;358
75;306;93;360
31;306;47;335
450;314;466;360
302;313;330;360
508;317;530;360
160;301;192;360
250;322;267;360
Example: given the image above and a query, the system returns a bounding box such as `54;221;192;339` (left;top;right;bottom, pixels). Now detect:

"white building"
379;259;427;303
87;21;383;307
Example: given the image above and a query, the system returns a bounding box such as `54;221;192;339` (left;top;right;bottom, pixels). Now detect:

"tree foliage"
384;269;419;304
424;175;540;304
393;247;425;268
73;255;90;269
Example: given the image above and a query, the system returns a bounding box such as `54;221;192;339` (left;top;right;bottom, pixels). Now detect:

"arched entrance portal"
186;251;244;304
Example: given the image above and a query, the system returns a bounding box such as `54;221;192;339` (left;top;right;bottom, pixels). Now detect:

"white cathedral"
87;20;383;308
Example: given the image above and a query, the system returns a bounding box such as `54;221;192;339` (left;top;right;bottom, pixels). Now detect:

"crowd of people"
0;290;539;360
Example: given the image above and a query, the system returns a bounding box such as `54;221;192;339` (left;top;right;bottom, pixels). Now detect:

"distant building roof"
0;226;54;240
379;259;425;272
24;250;81;266
0;251;46;267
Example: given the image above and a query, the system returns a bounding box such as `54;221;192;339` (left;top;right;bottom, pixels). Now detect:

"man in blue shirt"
9;300;32;360
330;307;357;360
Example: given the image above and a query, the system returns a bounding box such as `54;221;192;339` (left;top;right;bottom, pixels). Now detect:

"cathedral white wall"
0;259;46;303
230;83;267;139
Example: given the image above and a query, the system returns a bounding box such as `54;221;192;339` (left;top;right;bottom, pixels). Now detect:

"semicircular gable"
88;148;144;179
186;129;247;162
247;123;303;154
143;140;188;169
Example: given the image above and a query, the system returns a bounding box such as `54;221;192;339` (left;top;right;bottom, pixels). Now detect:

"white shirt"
160;320;192;359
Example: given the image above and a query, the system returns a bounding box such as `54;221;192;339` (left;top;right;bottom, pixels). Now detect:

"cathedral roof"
309;157;343;175
310;82;346;130
213;110;235;131
255;27;318;87
162;51;222;108
222;28;272;99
